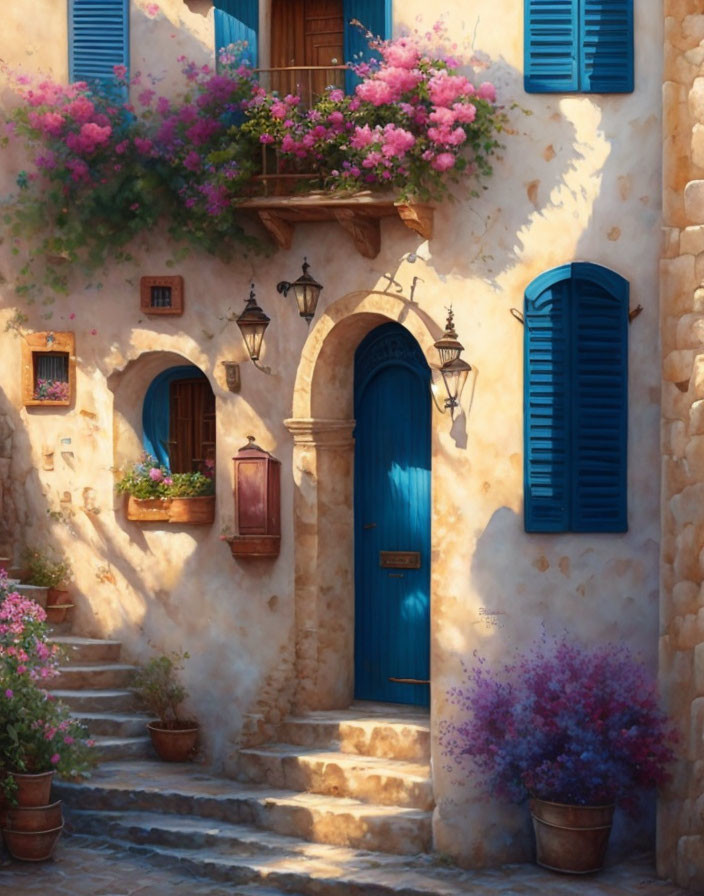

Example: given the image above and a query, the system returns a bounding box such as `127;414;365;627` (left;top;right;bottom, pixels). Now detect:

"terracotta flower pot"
6;800;62;832
11;771;54;807
167;495;215;524
530;798;615;874
46;587;69;607
125;495;172;521
2;825;63;861
147;721;199;762
45;603;74;624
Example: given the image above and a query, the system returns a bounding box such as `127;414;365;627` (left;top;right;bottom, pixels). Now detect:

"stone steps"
51;688;137;714
56;761;432;854
51;635;123;663
73;711;152;738
53;662;136;690
91;735;154;762
237;744;433;809
65;811;473;896
278;705;430;762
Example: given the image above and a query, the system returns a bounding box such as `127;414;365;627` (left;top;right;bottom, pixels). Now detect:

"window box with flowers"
2;22;507;293
116;456;215;525
21;332;75;408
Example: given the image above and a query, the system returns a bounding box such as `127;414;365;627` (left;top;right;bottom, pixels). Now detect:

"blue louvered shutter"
570;265;628;531
524;0;579;92
214;0;259;67
579;0;633;93
69;0;129;84
343;0;391;93
524;277;572;532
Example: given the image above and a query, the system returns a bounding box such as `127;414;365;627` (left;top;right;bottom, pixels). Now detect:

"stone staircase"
50;705;475;895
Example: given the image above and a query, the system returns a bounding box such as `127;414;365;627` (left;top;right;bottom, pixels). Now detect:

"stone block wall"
659;2;704;890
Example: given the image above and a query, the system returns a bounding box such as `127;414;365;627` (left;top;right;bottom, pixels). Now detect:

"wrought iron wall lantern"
276;257;323;325
236;284;271;374
432;308;472;419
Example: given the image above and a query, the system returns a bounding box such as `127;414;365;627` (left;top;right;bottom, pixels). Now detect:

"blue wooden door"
354;323;431;707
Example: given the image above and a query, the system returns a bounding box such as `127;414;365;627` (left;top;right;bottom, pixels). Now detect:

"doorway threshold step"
237;744;432;809
278;707;430;762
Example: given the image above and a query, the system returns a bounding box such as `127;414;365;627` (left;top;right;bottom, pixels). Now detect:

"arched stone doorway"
284;291;440;712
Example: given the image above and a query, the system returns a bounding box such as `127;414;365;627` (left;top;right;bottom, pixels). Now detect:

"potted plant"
440;636;677;874
116;455;215;524
130;650;199;762
0;573;95;860
21;547;73;623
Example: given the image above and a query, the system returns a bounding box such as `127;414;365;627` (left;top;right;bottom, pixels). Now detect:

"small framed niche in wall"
140;275;184;315
22;331;75;408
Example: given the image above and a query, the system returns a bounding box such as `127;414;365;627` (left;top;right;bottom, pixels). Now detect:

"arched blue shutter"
570;264;628;531
214;0;259;67
524;0;579;93
524;273;572;532
69;0;129;84
142;366;202;470
579;0;633;93
524;264;628;533
343;0;391;93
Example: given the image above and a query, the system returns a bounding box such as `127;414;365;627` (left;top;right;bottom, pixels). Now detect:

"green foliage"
21;547;72;588
131;650;191;726
115;455;215;499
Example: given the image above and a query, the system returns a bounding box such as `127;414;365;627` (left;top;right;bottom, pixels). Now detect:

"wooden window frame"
140;276;184;316
22;332;76;408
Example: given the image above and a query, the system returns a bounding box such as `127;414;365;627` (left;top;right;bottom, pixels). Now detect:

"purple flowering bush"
0;570;94;797
440;637;676;812
32;378;69;401
2;22;505;298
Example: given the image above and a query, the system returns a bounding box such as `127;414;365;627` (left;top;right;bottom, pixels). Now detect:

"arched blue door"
354;323;431;707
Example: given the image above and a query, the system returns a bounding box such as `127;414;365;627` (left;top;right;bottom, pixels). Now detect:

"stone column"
659;3;704;890
284;418;356;711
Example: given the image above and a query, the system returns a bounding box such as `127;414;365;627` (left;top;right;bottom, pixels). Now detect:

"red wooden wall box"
226;436;281;559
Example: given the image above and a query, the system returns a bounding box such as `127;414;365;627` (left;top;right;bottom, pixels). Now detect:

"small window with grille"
140;276;184;315
22;332;75;407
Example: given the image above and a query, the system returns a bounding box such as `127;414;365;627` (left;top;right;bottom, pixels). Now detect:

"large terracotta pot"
6;800;62;832
46;587;69;607
2;825;63;861
147;721;199;761
167;495;215;524
530;798;615;874
11;771;54;808
45;603;74;624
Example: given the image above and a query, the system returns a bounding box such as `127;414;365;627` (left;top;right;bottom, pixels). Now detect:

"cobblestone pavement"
0;836;697;896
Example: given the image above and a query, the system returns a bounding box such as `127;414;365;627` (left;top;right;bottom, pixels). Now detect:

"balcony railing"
252;65;348;196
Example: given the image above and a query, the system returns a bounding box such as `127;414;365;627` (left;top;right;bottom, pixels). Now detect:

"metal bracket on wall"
510;307;525;325
628;305;643;323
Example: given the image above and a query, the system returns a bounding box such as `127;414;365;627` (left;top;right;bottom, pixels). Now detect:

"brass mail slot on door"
379;551;421;569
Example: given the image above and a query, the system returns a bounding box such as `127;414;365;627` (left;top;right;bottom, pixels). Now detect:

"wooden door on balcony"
271;0;344;102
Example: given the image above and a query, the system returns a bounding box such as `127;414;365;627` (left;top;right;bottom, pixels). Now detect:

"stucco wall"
659;2;704;891
0;0;664;867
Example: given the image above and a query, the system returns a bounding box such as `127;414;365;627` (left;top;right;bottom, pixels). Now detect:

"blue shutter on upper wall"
214;0;259;67
524;264;628;534
579;0;633;93
570;265;628;531
69;0;129;84
524;0;579;93
524;275;572;533
343;0;391;92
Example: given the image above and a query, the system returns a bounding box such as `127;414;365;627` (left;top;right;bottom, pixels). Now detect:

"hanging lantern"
433;307;463;366
236;284;270;363
276;257;323;324
434;308;472;418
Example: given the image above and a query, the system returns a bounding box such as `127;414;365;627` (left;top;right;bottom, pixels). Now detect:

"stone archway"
284;290;440;711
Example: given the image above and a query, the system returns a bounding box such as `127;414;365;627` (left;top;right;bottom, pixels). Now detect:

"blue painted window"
524;0;633;94
524;263;628;533
214;0;259;67
69;0;130;85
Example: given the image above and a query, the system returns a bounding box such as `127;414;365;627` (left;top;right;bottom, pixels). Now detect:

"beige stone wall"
659;2;704;891
0;0;665;866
